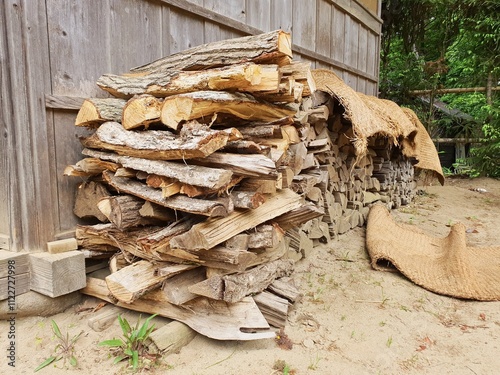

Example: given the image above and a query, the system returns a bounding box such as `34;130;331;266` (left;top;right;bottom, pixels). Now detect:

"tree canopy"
380;0;500;177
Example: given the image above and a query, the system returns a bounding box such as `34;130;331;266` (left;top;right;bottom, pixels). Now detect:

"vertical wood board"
109;0;163;72
344;14;359;71
331;5;345;64
292;0;317;50
246;0;271;31
270;0;292;32
53;112;90;235
168;7;205;54
366;30;379;77
0;1;12;242
203;0;246;23
357;25;368;73
47;0;111;97
47;0;111;239
316;0;332;57
3;0;56;251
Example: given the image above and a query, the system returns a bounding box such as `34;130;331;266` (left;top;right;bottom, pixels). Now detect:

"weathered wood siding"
0;2;10;249
1;0;381;251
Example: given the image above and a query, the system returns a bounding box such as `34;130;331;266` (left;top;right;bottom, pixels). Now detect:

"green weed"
308;353;322;370
386;336;393;348
99;314;159;372
35;320;83;372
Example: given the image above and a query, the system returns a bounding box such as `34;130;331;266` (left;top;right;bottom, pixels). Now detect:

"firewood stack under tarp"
65;30;443;341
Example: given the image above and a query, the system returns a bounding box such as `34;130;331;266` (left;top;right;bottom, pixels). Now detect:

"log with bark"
102;171;233;218
130;30;292;73
169;188;303;250
98;63;280;99
75;98;126;127
73;181;111;222
188;259;294;303
83;148;233;191
82;121;229;160
160;91;296;131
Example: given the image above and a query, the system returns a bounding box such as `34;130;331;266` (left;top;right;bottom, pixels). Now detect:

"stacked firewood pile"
66;30;419;340
281;91;417;258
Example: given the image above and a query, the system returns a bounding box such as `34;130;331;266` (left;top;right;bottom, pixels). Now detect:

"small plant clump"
35;320;84;372
273;359;296;375
275;328;293;350
99;313;160;371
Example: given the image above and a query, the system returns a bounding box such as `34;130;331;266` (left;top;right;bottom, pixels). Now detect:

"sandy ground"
1;177;499;375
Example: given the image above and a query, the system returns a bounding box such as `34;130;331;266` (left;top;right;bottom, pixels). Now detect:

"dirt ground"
2;177;500;375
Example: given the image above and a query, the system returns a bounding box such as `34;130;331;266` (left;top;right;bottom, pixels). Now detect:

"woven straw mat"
366;204;500;301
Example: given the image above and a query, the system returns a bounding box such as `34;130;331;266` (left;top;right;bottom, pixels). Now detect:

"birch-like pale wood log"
247;224;282;249
75;98;126;127
105;260;169;304
102;171;233;218
230;191;266;209
190;152;278;179
130;29;291;74
160;91;296;130
83;148;233;190
122;94;163;130
98;63;280;99
169;188;303;250
64;157;119;177
82;121;228;160
97;195;161;230
188;259;294;303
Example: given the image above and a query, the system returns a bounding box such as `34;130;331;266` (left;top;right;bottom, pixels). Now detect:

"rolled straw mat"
366;204;500;301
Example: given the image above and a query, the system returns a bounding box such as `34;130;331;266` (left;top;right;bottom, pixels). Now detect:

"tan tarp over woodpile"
401;107;445;185
312;69;444;185
366;204;500;301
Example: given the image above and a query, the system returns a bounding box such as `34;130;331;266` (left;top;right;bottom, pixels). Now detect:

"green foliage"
452;158;480;178
99;314;159;371
470;146;500;178
441;166;453;176
273;359;296;375
379;38;425;102
380;0;500;178
35;320;83;372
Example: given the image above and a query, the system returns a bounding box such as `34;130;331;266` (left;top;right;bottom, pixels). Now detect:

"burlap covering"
401;107;445;185
311;69;444;185
366;204;500;301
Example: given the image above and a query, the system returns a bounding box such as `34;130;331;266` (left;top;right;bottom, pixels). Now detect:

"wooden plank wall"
1;0;56;251
1;0;381;251
0;1;11;249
